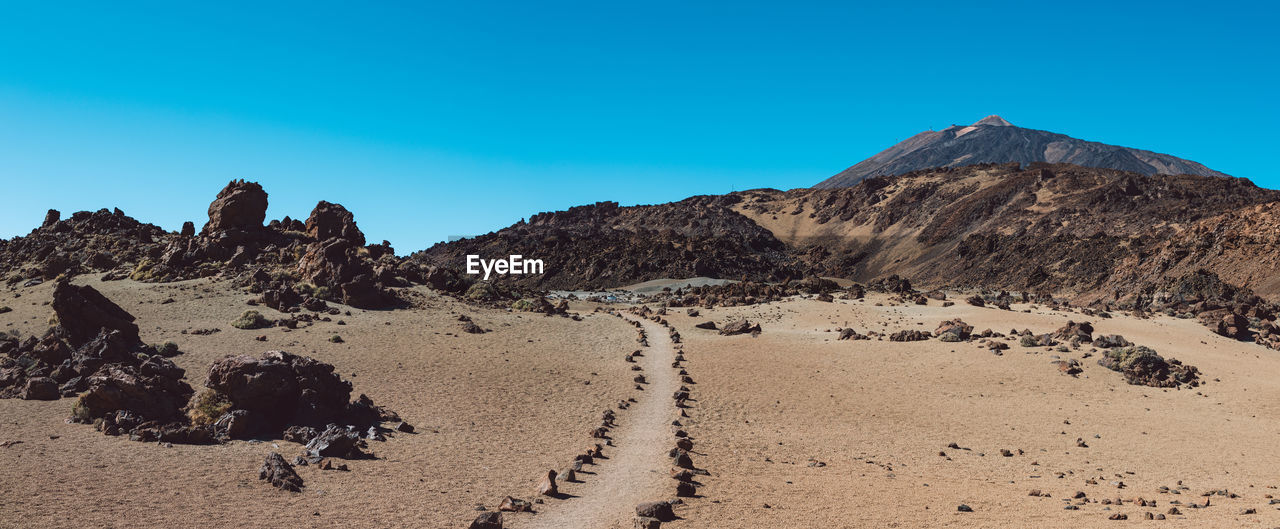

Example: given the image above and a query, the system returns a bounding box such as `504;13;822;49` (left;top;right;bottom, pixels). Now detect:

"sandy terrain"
4;279;1280;528
664;295;1280;528
0;278;635;528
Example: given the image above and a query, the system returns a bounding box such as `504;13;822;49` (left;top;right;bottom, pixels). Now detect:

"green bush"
186;389;231;426
155;341;179;356
231;310;270;330
466;282;498;301
938;331;963;342
129;258;157;281
70;394;94;423
1102;345;1159;371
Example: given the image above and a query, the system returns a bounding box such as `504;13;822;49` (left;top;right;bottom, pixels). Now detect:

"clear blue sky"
1;1;1275;252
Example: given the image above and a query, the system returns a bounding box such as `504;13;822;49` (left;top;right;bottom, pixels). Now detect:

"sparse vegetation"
295;282;332;300
70;394;93;423
155;341;179;356
938;331;963;342
466;282;499;301
129;258;157;281
186;389;232;426
231;310;270;330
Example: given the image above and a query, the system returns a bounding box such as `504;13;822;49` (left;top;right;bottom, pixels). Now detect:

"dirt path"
513;314;678;529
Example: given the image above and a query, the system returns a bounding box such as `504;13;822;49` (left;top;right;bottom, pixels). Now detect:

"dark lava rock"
1094;334;1132;348
304;424;366;459
889;329;929;342
21;377;59;400
1054;320;1094;342
203;180;268;235
635;501;676;522
51;282;139;347
468;511;503;529
718;319;761;336
306;201;365;247
283;425;320;444
259;452;303;492
205;350;381;434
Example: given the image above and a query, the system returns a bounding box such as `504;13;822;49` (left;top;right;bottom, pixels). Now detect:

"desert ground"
3;278;1280;528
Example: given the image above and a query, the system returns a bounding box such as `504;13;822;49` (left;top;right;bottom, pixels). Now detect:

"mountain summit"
814;116;1229;188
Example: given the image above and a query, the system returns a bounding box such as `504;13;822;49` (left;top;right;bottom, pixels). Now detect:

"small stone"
538;470;558;496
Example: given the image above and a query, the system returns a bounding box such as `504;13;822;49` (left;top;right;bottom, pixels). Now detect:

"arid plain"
4;277;1280;528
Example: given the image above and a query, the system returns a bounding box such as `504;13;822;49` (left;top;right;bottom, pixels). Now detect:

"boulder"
934;319;973;341
76;363;192;422
718;319;760;336
51;282;139;347
1216;312;1250;340
305;201;366;246
205;351;362;432
21;377;59;400
203;180;267;235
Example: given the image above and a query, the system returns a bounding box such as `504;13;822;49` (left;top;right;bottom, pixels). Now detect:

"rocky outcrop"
306;201;365;247
0;207;169;283
204;350;389;437
50;282;139;346
1097;345;1200;388
202;180;268;235
296;201;399;309
0;181;416;310
1;283;191;418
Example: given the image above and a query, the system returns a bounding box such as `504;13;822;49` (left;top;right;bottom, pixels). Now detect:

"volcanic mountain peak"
815;116;1228;188
971;114;1013;127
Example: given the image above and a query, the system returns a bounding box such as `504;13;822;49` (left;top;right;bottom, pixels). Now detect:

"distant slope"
736;163;1279;299
814;115;1229;188
412;163;1280;301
